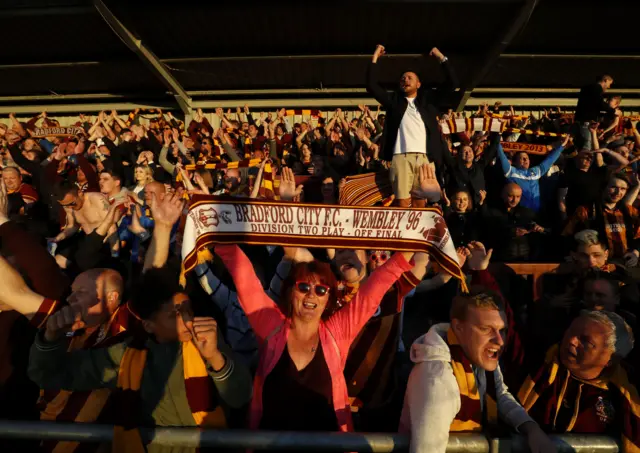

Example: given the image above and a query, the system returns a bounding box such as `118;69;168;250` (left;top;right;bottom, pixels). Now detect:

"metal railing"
0;421;621;452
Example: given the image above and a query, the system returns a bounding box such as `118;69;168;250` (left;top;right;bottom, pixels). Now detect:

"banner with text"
500;141;550;155
182;196;465;286
32;126;84;138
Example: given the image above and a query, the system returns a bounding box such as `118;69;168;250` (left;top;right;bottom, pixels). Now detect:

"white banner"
181;196;464;284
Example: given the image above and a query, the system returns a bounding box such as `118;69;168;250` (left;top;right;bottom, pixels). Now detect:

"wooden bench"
503;263;562;300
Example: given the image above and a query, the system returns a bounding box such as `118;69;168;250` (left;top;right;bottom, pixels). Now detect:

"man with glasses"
52;182;112;244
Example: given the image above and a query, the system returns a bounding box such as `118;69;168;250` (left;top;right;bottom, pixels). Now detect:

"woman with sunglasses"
214;243;415;434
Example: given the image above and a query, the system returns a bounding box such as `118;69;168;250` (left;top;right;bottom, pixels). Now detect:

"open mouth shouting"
485;347;501;361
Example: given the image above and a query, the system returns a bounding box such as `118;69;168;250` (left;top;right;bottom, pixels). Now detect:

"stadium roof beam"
455;0;539;112
93;0;192;115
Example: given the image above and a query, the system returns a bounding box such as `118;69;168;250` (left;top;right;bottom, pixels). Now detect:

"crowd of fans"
0;44;638;453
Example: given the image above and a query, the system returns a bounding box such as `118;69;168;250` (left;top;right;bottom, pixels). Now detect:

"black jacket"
366;59;458;164
575;83;613;123
442;133;499;204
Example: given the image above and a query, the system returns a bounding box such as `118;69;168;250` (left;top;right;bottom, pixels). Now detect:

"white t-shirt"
393;97;427;155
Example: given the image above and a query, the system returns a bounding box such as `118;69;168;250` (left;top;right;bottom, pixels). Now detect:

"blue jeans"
573;122;593;151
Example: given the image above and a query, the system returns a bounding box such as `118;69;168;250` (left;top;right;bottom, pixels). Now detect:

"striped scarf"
488;113;528;121
440;118;507;135
185;159;262;171
446;328;498;432
517;345;640;452
185;160;278;199
504;127;568;138
38;305;133;453
339;172;394;207
285;109;321;118
334;281;360;312
113;339;227;453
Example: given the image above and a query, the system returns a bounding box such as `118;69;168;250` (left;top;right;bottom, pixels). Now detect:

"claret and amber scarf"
113;338;227;453
181;196;467;291
517;344;640;452
445;328;498;432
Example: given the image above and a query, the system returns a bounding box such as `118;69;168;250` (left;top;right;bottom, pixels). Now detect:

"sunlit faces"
300;143;312;162
513;152;530;170
66;269;122;330
58;190;84;211
502;184;522;209
452;191;470;213
224;169;241;191
367;250;390;271
572;243;608;270
560;316;613;380
135;167;147;183
605;177;628;204
99;172;120;196
143;293;194;344
460;146;474;163
291;276;330;322
452;305;506;372
399;71;421;96
1;167;21;191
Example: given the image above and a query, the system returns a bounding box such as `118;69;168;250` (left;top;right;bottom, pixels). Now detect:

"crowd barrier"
0;421;621;452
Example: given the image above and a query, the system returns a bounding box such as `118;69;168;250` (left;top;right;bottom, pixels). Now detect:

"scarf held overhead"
182;196;466;289
500;141;551;155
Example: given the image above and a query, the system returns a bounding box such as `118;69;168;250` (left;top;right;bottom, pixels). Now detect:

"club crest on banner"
181;196;468;292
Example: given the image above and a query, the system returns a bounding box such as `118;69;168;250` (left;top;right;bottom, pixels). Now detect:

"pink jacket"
215;245;413;432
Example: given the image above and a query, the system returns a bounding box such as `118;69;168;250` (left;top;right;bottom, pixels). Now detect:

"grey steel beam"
0;102;175;116
0;93;130;103
188;88;369;97
455;0;539;111
92;0;192;115
0;6;93;17
162;54;422;64
0;61;101;70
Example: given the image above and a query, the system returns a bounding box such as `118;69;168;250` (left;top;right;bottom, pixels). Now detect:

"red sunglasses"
295;281;330;297
369;252;389;263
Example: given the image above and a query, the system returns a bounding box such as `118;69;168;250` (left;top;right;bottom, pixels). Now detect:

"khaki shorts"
390;153;429;200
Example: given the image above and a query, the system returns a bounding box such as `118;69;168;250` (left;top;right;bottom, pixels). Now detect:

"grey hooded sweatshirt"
399;323;533;453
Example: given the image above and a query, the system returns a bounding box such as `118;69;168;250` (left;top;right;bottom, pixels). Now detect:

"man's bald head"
68;268;124;327
144;181;166;205
502;183;522;209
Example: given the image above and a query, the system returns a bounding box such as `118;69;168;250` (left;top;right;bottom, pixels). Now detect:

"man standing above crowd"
575;75;621;150
367;43;457;208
